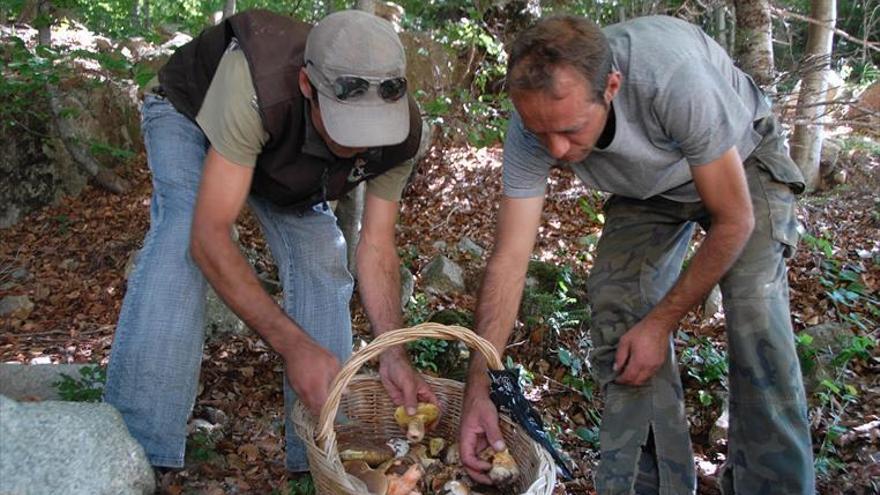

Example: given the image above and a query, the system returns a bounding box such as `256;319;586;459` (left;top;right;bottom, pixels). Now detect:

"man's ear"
604;71;621;104
298;69;312;99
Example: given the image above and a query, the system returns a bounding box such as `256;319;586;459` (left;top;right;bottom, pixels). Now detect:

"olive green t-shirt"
193;48;414;202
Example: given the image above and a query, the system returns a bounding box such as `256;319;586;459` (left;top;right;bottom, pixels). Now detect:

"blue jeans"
104;95;354;471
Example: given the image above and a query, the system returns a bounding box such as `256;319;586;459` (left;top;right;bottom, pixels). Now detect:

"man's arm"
460;195;544;483
356;191;438;411
190;148;341;414
614;146;755;385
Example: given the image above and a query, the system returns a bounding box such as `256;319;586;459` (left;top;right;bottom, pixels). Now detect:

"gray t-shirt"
503;15;771;202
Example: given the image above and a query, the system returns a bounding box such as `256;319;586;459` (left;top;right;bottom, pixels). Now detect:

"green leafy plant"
556;346;595;400
795;333;818;374
407;338;449;374
679;336;728;406
283;475;316;495
520;263;589;341
186;431;221;463
404;292;431;326
578;192;606;225
53;365;106;402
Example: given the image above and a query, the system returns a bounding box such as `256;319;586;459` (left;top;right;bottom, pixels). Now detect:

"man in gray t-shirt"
459;15;814;494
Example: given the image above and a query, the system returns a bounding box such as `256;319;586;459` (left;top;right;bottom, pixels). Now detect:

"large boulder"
399;32;469;103
0;395;155;495
0;50;142;228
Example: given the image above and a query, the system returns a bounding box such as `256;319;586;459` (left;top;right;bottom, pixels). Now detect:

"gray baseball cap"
304;10;409;148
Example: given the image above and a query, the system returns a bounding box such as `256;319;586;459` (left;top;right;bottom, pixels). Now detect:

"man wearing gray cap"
104;9;436;473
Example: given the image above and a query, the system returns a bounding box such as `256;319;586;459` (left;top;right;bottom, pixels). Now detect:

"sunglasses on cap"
306;61;407;103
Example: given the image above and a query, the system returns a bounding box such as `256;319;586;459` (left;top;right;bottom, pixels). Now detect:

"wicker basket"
292;322;556;494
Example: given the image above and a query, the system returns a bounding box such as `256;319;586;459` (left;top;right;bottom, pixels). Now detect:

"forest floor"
1;137;879;494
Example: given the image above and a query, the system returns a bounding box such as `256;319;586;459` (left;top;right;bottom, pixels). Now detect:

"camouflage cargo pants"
588;126;814;494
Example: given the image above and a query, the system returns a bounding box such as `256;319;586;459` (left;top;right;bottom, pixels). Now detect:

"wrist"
379;344;409;364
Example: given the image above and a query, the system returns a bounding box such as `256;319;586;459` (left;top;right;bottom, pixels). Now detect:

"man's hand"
379;347;439;414
613;317;671;386
459;385;506;485
283;336;342;416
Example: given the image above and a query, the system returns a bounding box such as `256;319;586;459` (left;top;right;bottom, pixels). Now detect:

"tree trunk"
37;0;51;46
142;0;150;29
734;0;775;88
790;0;837;192
715;5;729;53
130;0;139;30
222;0;236;20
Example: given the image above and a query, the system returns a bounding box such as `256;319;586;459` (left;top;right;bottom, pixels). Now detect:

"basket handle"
316;322;505;444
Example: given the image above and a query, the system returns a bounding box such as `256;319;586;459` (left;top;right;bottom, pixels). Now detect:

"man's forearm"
191;226;306;357
646;219;753;333
356;239;404;337
467;255;529;388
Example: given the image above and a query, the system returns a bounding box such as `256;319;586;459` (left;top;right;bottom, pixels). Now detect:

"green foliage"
186;431;221;463
679;335;728;406
578;191;606;225
556;346;594;400
575;425;599;448
89;139;136;160
520;263;589;340
1;39;60;132
281;475;316;495
53;214;72;234
404;292;431;326
831;334;876;368
406;337;449;373
795;333;818;374
505;355;534;388
53;365;106;402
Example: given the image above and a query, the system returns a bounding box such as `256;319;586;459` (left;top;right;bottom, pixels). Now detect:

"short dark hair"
507;15;613;103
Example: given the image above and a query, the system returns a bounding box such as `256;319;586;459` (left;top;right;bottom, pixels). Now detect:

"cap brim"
318;93;409;148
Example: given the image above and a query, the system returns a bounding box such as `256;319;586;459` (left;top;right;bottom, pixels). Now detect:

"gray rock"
0;395;155;495
202;406;229;428
702;285;723;320
0;295;34;319
709;400;729;445
431;240;448;252
1;267;29;290
0;363;93;401
457;236;485;258
820;139;842;169
187;418;219;434
801;322;852;399
205;286;249;340
421;256;465;295
59;258;80;271
400;266;415;309
123;249;139;279
802;322;850;353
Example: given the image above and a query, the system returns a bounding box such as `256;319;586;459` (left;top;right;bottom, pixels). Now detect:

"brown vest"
158;10;421;209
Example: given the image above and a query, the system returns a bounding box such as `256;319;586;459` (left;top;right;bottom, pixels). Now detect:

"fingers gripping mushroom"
479;447;520;487
394;403;440;443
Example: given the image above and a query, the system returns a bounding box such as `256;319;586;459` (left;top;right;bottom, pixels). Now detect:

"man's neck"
596;102;615;150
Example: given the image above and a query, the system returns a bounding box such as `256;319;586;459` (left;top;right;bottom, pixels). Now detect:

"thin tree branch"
770;6;880;53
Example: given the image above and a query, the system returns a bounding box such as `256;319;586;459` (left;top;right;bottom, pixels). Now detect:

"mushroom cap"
393;403;440;429
488;448;519;486
347;463;389;495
